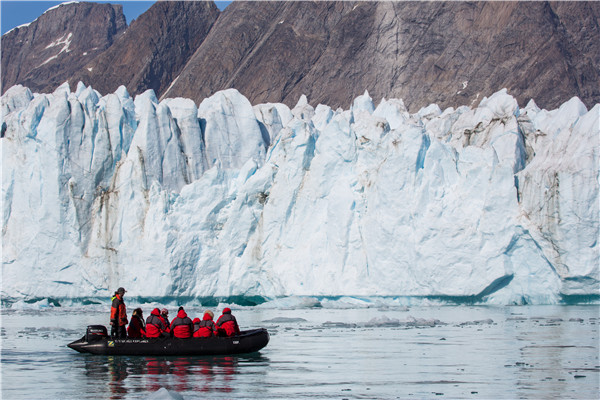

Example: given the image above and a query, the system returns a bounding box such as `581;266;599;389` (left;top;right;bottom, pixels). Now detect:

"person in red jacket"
170;307;193;338
127;308;146;338
216;307;241;337
146;308;169;338
110;287;128;338
193;310;217;337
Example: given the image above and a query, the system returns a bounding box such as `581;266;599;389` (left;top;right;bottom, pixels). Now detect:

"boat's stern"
67;325;109;354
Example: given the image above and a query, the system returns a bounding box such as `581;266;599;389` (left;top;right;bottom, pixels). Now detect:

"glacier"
1;82;598;305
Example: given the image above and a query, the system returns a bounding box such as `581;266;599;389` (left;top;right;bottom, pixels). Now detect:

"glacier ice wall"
1;82;598;304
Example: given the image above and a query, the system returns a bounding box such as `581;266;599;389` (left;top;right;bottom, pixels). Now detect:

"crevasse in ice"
1;83;598;304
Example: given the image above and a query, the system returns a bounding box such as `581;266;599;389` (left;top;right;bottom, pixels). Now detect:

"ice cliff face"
1;83;598;304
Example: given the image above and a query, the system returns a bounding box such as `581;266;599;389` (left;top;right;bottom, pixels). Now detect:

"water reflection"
79;354;269;399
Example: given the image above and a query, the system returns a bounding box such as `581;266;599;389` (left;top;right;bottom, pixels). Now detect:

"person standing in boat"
170;306;194;338
109;290;118;337
216;307;241;337
127;308;146;338
193;310;217;337
146;308;169;337
110;287;128;338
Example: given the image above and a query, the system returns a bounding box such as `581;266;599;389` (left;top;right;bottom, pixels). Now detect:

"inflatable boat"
68;325;269;356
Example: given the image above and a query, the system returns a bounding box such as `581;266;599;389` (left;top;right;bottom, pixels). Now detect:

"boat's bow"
67;336;88;353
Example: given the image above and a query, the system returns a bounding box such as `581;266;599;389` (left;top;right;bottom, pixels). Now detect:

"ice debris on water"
261;317;308;323
323;315;445;329
147;387;185;400
457;318;494;326
9;299;56;310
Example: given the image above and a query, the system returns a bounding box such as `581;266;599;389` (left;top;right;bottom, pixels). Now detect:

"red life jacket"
216;312;240;337
110;294;128;326
170;309;193;338
145;308;167;338
193;314;216;337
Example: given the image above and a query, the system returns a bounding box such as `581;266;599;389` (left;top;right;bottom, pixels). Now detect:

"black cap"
117;287;126;294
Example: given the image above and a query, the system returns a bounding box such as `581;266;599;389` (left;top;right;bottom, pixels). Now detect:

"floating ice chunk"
262;317;308;323
147;387;185;400
10;299;55;310
360;315;444;328
322;321;358;328
457;319;494;326
320;297;379;309
256;297;323;309
364;315;403;327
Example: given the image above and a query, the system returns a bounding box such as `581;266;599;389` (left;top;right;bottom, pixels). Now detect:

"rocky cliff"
2;1;599;111
1;2;126;93
163;1;599;111
68;1;219;97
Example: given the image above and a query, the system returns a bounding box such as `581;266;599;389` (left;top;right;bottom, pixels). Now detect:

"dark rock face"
3;1;599;111
1;2;126;94
164;1;599;111
160;1;351;103
68;1;219;97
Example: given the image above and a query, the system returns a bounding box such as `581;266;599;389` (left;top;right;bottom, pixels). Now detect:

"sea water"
0;303;598;399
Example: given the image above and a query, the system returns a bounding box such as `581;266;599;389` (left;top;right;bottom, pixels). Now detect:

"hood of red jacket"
192;317;200;324
177;309;188;319
151;308;160;316
202;313;214;321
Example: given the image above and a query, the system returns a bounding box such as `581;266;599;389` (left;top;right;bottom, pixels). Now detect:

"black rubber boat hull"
68;328;269;356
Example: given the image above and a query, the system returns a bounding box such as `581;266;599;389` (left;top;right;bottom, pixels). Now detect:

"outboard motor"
86;325;108;342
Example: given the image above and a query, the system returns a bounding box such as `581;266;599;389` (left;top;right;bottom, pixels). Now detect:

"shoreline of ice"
3;294;598;312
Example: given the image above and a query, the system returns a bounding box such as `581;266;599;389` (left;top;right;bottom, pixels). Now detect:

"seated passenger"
193;310;217;338
146;308;169;338
127;308;146;338
160;308;170;327
216;307;241;337
170;307;193;338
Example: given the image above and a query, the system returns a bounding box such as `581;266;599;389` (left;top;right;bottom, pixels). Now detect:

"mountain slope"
163;1;599;111
2;1;599;112
67;1;219;97
1;2;126;94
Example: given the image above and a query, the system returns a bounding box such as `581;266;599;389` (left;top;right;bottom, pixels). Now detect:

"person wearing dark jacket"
109;291;118;337
127;308;146;338
110;287;128;338
216;307;241;337
170;307;193;338
161;308;170;327
193;310;217;337
146;308;169;338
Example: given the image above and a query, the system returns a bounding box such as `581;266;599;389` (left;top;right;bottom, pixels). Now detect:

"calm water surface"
1;305;598;399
